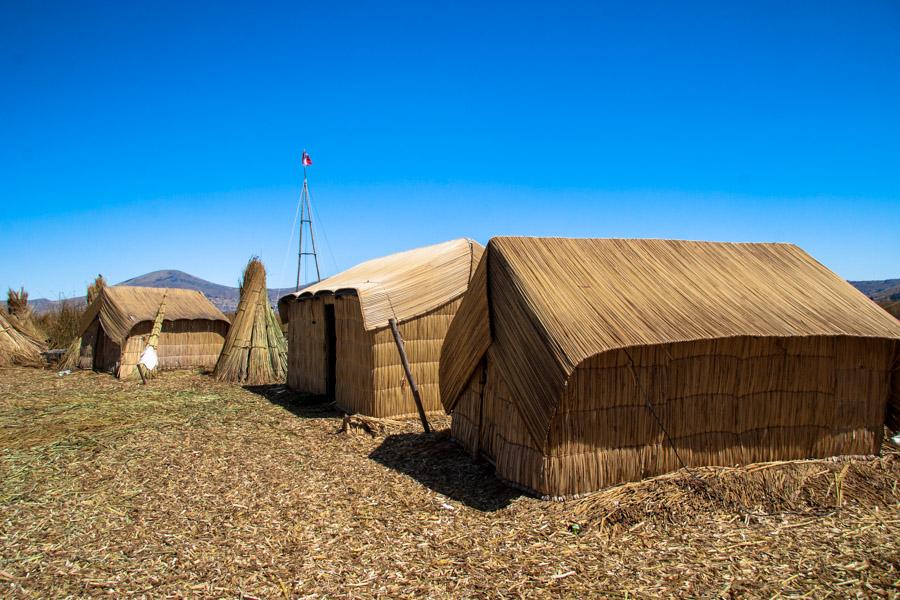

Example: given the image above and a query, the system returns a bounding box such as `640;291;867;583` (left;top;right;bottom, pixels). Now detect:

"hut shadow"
369;431;521;512
243;384;341;419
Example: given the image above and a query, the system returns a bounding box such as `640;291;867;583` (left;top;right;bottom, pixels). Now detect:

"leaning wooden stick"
388;318;431;433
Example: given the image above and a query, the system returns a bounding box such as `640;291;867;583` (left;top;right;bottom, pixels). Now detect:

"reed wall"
368;297;462;417
78;319;121;373
287;299;327;393
77;319;101;370
117;319;227;378
452;335;899;499
286;295;463;417
333;296;374;414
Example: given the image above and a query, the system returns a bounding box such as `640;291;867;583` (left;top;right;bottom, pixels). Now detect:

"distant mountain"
119;270;241;312
29;270;297;315
29;296;87;314
848;278;900;303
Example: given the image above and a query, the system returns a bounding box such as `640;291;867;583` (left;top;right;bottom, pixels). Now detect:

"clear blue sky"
2;1;898;299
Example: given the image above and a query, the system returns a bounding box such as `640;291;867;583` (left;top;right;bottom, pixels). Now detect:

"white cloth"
139;346;158;371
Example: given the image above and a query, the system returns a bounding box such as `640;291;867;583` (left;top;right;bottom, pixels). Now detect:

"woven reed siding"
119;333;145;379
368;298;463;417
77;320;121;373
334;296;374;414
890;345;900;431
534;336;891;497
97;329;121;373
117;320;227;379
155;320;227;369
449;364;484;454
287;299;327;394
451;357;547;493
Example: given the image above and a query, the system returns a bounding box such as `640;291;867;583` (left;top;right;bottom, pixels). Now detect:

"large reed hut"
440;237;900;499
75;286;229;378
278;238;484;417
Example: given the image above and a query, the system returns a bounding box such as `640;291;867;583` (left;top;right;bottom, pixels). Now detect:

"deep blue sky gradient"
2;1;898;298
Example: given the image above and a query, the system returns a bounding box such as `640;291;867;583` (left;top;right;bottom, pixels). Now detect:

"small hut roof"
440;237;900;447
78;286;229;345
278;238;484;330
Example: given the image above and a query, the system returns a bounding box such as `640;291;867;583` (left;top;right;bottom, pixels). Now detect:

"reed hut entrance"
324;303;337;398
279;238;485;417
92;327;111;373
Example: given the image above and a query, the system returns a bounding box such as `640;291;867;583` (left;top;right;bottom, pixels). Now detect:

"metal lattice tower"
296;154;321;290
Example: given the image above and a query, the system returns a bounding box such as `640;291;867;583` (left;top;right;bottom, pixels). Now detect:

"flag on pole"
302;151;312;167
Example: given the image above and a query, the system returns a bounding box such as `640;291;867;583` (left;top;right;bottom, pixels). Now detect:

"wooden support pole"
388;318;431;434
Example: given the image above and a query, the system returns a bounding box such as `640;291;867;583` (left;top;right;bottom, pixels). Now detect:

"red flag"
302;151;312;167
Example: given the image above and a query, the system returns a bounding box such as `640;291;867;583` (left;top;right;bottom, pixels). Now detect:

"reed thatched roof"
78;286;229;345
441;237;900;444
278;238;484;330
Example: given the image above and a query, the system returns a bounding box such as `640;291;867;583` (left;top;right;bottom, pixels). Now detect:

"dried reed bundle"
337;414;408;437
86;274;106;304
0;310;44;367
214;258;287;384
6;287;29;317
4;286;48;343
136;292;167;382
57;336;81;370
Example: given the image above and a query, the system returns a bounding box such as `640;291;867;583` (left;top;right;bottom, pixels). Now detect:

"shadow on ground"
369;431;522;511
243;384;341;419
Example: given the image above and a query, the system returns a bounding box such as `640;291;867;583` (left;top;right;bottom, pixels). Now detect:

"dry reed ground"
0;366;898;599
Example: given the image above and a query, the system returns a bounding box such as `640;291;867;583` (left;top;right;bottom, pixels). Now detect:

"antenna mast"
296;150;321;290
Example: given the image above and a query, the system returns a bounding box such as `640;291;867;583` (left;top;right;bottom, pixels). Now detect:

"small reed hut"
0;310;45;367
278;238;484;417
214;258;288;384
74;286;230;378
440;237;900;499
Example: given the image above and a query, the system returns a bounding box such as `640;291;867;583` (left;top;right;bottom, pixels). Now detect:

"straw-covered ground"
1;367;898;598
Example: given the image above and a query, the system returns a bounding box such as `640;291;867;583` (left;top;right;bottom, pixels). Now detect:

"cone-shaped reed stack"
214;258;287;384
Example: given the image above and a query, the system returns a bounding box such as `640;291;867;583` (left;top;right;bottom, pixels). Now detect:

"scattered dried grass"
0;367;898;598
36;299;84;350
